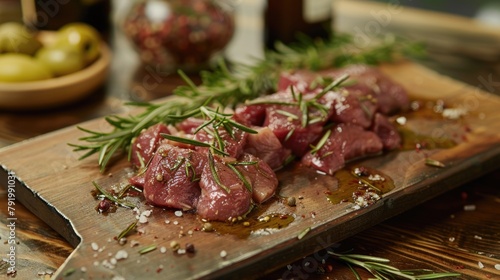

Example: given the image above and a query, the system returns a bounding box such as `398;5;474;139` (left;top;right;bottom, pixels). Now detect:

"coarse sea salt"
220;250;227;258
115;250;128;260
495;264;500;270
478;261;484;269
464;204;476;211
138;214;148;224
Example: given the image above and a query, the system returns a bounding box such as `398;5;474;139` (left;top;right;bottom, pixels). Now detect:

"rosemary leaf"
425;158;445;168
208;153;230;193
161;134;211;147
177;69;199;94
63;268;76;277
313;73;350;100
297;227;311;240
227;119;258;134
310;129;331;154
117;221;138;240
138;245;157;255
227;163;252;193
275;109;299;120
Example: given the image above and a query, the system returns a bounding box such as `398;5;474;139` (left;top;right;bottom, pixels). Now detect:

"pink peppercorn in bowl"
122;0;235;72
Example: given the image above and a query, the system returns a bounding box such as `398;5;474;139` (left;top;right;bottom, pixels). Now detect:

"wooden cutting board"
1;61;500;279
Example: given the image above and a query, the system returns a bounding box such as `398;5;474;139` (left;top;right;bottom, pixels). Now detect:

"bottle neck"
264;0;332;50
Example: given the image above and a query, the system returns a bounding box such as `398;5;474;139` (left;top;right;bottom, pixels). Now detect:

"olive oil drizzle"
328;166;395;205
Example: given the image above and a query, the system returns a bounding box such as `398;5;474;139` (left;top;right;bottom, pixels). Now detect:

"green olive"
0;22;42;55
36;45;85;77
0;54;53;82
54;22;101;65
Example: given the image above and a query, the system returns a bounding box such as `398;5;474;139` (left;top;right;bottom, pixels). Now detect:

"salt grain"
464;204;476;211
175;210;183;217
442;107;467;120
138;215;149;224
160;246;167;253
130;240;140;247
368;174;385;181
494;264;500;270
478;261;484;269
80;267;87;273
91;242;99;251
396;116;407;125
449;237;455;242
220;250;227;258
474;235;483;240
115;250;128;260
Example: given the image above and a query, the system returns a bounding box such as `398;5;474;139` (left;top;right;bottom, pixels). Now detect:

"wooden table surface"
1;1;500;279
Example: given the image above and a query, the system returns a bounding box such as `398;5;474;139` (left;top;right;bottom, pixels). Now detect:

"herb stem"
70;33;424;171
327;251;461;280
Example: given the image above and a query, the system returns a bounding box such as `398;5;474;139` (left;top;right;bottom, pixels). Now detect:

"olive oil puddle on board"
328;166;395;206
207;204;295;239
395;99;467;151
397;127;457;151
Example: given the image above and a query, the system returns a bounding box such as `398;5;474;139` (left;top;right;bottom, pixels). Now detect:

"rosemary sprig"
160;105;257;157
328;251;461;279
70;33;424;171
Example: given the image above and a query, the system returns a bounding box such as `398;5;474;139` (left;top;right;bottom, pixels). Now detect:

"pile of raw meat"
128;64;408;221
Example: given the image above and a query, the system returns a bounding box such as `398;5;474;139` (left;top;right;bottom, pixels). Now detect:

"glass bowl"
123;0;235;72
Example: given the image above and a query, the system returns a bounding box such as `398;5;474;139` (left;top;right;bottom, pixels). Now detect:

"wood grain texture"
1;61;500;279
267;170;500;279
334;0;500;62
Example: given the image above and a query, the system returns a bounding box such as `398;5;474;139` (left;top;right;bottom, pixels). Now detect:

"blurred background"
1;0;499;96
0;0;499;129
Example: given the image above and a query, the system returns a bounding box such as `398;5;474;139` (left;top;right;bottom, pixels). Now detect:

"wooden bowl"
0;32;111;111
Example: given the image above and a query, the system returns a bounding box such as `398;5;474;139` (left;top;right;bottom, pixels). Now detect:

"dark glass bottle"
264;0;333;49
